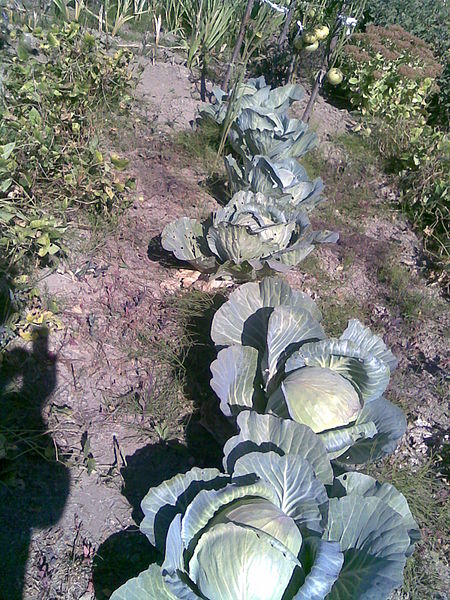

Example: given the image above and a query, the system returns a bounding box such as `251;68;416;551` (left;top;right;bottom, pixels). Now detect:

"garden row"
111;76;419;599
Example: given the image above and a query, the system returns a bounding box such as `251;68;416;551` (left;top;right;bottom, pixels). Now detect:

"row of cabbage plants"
161;76;338;281
111;78;418;598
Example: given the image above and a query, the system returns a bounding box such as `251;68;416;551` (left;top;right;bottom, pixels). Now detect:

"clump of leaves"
0;21;136;271
338;24;442;124
161;191;338;281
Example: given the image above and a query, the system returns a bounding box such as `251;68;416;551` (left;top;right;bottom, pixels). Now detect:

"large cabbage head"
225;155;324;211
198;76;305;126
110;411;418;600
229;107;317;162
211;277;406;463
161;192;337;280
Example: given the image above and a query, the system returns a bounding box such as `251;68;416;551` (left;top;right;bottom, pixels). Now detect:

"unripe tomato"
304;40;319;52
314;25;329;41
294;37;304;51
302;31;317;45
327;68;343;85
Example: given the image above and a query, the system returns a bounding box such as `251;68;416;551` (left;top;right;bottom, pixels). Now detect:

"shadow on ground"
93;293;231;598
93;426;223;599
0;333;70;600
147;233;185;268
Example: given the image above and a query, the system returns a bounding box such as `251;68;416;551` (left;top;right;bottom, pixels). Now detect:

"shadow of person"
0;333;70;600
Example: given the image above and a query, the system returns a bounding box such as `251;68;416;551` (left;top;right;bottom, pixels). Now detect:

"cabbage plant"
229;107;318;162
225;155;324;210
199;75;305;126
161;192;337;280
110;410;418;600
210;277;406;463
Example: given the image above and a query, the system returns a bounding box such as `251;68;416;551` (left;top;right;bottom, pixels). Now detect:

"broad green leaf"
325;496;410;600
318;422;377;460
161;217;216;271
232;451;328;534
265;306;325;385
162;515;199;599
17;42;29;61
211;277;321;349
181;479;279;553
140;467;227;552
337;396;406;464
223;411;333;485
332;472;419;553
28;107;42;127
279;367;361;433
0;143;15;160
266;82;305;110
110;154;130;170
210;346;260;416
340;319;397;372
293;538;343;599
189;522;299;600
109;564;176;600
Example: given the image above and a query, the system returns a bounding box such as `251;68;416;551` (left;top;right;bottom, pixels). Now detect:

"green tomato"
302;31;317;45
294;37;304;51
327;68;343;85
304;40;319;53
314;25;329;40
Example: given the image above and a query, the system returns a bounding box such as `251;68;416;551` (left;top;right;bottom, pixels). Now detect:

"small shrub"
338;25;442;125
0;22;136;271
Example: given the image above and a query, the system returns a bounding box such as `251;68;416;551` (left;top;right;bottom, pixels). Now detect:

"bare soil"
0;53;448;600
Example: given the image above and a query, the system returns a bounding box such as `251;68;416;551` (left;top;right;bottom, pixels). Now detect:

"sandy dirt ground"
1;50;448;600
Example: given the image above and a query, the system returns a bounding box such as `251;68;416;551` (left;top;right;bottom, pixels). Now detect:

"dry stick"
222;0;255;92
279;0;297;46
302;31;339;123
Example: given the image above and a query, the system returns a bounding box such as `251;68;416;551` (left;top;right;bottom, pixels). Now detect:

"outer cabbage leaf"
109;564;176;600
140;467;228;552
293;538;344;600
223;411;334;485
232;451;328;534
160;217;216;272
225;155;325;211
336;396;407;464
340;319;398;372
211;277;321;349
331;472;420;553
324;496;411;600
210;345;261;416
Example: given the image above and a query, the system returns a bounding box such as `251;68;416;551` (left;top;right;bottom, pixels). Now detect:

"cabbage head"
225;155;324;211
110;411;418;600
161;192;337;280
229;107;317;162
198;76;305;126
210;277;406;463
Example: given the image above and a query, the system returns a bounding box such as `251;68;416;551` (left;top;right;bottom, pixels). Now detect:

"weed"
377;255;446;321
319;295;371;337
174;121;224;176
